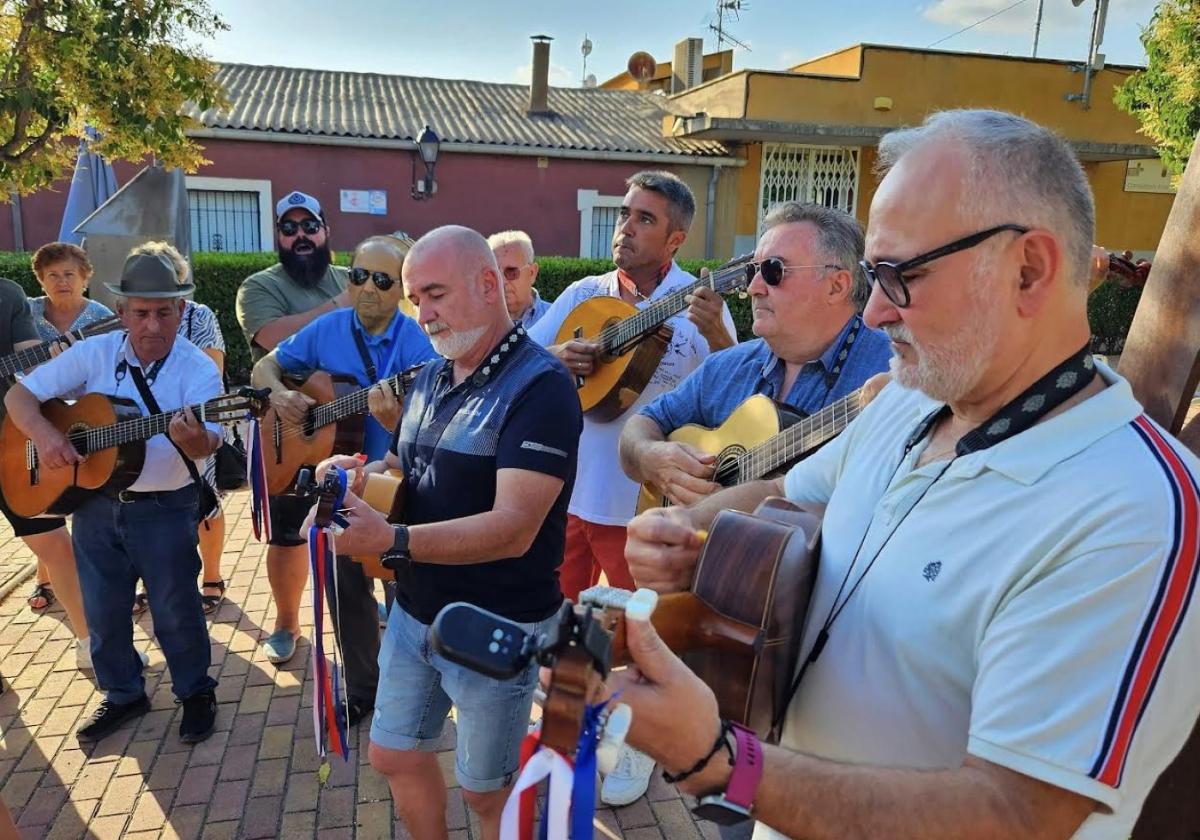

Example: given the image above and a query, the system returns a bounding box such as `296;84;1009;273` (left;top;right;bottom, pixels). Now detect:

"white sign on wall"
1124;159;1176;194
340;189;389;215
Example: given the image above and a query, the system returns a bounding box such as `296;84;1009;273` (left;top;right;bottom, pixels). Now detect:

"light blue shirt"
639;315;892;432
515;289;551;329
29;297;113;343
274;308;439;461
20;331;222;492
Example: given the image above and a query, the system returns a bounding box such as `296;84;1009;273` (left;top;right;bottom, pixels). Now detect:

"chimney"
671;37;704;94
528;34;553;115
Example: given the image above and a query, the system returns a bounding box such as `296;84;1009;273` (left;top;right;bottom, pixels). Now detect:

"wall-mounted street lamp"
411;125;441;200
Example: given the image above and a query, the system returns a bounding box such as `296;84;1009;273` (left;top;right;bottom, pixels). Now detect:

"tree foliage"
0;0;228;194
1114;0;1200;181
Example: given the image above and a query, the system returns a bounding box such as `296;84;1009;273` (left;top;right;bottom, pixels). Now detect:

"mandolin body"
0;394;146;517
554;296;674;422
262;371;365;495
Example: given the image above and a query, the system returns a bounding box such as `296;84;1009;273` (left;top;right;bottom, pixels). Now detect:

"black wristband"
661;719;734;785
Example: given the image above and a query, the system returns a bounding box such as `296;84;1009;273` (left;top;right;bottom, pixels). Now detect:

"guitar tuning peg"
597;702;632;775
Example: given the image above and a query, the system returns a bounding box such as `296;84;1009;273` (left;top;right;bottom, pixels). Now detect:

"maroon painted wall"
1;137;696;257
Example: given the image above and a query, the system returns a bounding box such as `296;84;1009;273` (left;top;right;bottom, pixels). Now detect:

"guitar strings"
720;392;862;485
265;370;419;446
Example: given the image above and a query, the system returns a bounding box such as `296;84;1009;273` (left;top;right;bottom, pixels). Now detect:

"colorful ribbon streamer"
246;417;272;542
307;467;351;766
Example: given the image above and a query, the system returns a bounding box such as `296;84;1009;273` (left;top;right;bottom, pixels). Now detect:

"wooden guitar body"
555;296;673;422
635;395;803;514
582;498;821;741
0;394;146;518
263;371;364;495
352;469;406;579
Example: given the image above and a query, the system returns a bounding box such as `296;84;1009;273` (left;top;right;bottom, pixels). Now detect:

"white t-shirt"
20;331;223;492
528;263;735;526
750;363;1200;840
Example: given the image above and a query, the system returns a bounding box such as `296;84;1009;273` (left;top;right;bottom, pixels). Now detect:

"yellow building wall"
1086;162;1176;253
788;45;863;77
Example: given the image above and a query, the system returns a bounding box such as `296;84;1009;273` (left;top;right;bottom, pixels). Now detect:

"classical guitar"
554;254;753;421
262;364;425;495
0;387;270;518
0;315;124;379
636;389;866;514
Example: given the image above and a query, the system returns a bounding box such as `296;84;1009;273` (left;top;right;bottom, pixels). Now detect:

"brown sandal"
27;582;54;613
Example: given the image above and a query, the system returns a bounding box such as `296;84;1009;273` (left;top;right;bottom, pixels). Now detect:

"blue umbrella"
58;127;118;244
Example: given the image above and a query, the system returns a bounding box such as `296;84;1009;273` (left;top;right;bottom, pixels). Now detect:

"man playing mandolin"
251;234;437;724
617;110;1200;839
5;252;223;745
314;225;582;840
620;202;892;509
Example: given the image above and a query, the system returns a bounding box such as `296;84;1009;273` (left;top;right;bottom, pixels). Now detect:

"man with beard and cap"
236;190;350;664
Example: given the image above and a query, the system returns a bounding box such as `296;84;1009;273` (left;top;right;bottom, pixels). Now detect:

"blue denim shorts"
370;605;555;792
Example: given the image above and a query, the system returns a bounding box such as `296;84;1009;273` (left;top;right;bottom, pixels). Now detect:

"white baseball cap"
275;191;323;222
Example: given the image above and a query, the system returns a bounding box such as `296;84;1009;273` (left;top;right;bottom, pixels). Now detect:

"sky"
199;0;1159;86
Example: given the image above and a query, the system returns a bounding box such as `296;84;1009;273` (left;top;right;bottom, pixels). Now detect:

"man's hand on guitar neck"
169;407;219;461
643;441;719;506
547;338;602;377
685;280;735;352
367;379;403;431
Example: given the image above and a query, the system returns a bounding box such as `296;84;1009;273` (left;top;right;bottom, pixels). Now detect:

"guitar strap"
128;363;218;519
350;323;378;384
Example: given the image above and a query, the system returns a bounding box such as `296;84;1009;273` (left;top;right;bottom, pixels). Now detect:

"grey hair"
486;230;536;263
876;109;1095;287
762;202;870;311
626;170;696;233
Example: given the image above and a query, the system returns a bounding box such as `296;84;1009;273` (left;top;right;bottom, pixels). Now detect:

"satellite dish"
627;51;658;84
584;74;597;88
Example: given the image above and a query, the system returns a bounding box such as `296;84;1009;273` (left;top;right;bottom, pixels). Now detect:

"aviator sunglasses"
749;257;843;287
348;267;398;291
276;218;324;237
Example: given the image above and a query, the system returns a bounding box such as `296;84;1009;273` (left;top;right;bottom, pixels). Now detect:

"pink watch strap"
723;722;763;809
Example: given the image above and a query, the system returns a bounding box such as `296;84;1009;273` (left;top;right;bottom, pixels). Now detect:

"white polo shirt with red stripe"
753;363;1200;840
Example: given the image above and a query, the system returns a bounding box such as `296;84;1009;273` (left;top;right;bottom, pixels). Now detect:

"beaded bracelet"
661;719;735;784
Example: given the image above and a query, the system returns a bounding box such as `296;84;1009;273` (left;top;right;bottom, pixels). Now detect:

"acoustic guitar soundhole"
67;422;91;458
714;447;747;487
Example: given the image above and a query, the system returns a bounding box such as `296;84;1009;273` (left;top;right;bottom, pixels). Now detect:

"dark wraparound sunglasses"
502;265;531;282
860;223;1029;308
277;218;324;237
348;267;398;291
750;257;843;287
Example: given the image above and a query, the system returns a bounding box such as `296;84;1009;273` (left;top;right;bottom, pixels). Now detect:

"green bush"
1088;280;1146;355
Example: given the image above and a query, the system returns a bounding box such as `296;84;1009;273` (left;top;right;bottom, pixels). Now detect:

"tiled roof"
190;63;731;159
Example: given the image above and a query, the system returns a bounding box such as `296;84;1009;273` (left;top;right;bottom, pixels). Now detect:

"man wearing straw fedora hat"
5;250;224;745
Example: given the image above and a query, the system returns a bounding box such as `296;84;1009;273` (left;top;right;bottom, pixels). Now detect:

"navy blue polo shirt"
390;326;582;624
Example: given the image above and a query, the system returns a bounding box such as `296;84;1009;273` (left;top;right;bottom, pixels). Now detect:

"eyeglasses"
277;218;323;237
502;265;531;282
749;257;843;287
348;267;398;291
859;223;1029;308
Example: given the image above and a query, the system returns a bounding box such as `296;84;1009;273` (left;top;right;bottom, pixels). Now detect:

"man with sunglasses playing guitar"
251;234;437;722
620;202;892;510
618;110;1200;840
236;190;353;665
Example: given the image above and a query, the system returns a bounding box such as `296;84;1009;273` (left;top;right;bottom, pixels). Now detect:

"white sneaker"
600;744;656;806
76;638;149;671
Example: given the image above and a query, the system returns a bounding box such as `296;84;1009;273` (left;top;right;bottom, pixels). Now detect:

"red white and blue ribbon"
307;467;350;765
501;700;607;840
246;417;272;542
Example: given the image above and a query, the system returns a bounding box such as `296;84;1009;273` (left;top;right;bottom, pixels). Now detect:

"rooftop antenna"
710;0;751;53
581;34;593;86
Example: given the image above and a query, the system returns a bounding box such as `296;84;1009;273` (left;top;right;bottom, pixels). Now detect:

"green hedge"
0;250;1138;382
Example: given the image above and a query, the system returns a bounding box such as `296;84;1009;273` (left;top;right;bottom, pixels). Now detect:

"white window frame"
185;176;274;252
576;189;625;258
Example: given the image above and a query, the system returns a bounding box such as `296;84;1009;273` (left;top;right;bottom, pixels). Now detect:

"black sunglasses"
502;265;530;282
860;223;1029;308
749;257;843;287
348;267;398;291
277;218;323;237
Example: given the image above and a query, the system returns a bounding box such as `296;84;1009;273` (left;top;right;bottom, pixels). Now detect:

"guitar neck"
73;398;225;453
308;367;421;430
734;389;864;483
601;260;748;354
0;317;122;379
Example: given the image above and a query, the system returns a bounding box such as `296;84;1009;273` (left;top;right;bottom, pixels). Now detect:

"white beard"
427;323;487;360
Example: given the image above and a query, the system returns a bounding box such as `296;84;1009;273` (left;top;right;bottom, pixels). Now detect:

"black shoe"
77;695;150;742
347;697;374;727
179;690;217;744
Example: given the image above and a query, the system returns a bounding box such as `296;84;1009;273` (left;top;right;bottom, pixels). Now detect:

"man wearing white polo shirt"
615;110;1200;840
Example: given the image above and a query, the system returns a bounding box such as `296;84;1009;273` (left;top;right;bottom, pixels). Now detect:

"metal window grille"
188;189;261;252
757;144;860;229
589;206;622;259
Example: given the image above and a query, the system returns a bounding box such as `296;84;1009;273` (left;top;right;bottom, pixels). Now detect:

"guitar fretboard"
65;398;233;455
308;366;423;431
597;257;751;355
0;316;121;379
716;389;864;486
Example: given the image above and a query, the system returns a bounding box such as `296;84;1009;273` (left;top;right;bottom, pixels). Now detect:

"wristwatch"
381;524;411;569
691;722;763;825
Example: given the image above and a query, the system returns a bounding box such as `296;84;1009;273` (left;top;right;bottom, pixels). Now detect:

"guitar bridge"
25;439;39;485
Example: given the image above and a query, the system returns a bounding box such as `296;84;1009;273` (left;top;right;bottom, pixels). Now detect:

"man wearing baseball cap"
236;190;350;664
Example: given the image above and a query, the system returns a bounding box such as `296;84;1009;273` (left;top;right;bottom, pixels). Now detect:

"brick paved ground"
0;490;718;839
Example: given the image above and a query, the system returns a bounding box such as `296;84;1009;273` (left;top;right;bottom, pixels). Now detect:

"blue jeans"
72;486;217;705
370;605;555;792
